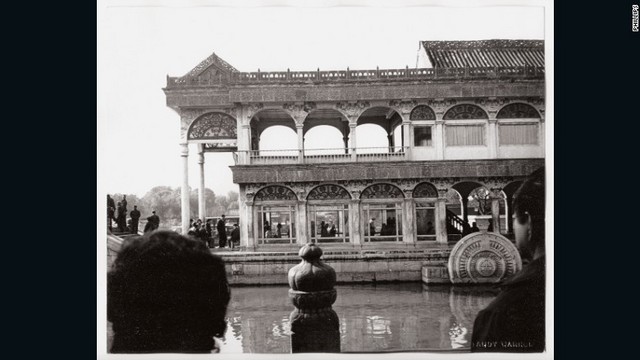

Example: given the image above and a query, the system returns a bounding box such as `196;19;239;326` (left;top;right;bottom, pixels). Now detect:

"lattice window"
361;183;405;199
307;184;351;200
443;104;488;120
497;103;540;119
413;182;438;198
410;105;436;120
254;186;297;202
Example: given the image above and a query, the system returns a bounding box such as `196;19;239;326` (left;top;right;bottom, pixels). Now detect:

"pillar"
435;190;448;244
180;143;190;234
343;134;349;154
402;197;416;244
245;202;256;250
402;121;412;159
197;144;206;220
296;124;304;163
239;124;251;164
349;199;361;245
435;119;445;160
387;132;394;151
487;118;498;158
349;123;357;161
539;118;545;157
288;244;340;353
296;200;308;245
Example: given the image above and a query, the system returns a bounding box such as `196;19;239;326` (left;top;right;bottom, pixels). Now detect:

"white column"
435;191;448;244
402;198;416;244
180;143;190;234
487;118;498;158
296;124;304;163
349;123;357;161
435;120;445;160
350;199;361;246
402;121;412;160
296;200;308;245
198;144;206;220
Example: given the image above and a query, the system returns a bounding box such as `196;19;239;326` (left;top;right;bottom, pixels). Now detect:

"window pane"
413;126;433;147
416;208;436;241
446;125;485;146
259;206;296;244
311;205;349;243
499;124;539;145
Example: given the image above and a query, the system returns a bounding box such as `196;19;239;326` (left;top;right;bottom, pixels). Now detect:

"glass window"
363;203;403;242
257;205;296;244
416;201;436;241
499;124;539;145
446;125;485;146
309;204;349;243
413;126;433;147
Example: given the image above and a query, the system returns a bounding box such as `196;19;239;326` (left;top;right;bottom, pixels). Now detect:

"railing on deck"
166;65;544;88
236;147;408;165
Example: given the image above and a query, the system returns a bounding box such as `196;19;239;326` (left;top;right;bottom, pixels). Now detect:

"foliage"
108;187;239;224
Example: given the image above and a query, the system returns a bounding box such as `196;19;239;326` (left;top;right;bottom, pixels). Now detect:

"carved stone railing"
166;65;544;88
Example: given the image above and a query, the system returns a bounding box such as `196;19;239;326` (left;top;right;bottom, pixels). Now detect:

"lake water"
219;283;499;353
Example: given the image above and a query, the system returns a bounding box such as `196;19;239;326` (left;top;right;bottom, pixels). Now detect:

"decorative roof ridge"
182;52;239;79
422;39;544;50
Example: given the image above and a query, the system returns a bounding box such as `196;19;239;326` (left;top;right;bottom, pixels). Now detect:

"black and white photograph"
98;0;553;358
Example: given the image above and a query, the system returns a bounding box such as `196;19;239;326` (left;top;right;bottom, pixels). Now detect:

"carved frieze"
389;100;418;115
246;103;264;118
187;112;237;140
335;101;370;120
427;99;457;117
283;102;316;123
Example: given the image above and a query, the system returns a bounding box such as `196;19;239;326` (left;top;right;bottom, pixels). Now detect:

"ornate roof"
422;40;544;68
181;52;239;79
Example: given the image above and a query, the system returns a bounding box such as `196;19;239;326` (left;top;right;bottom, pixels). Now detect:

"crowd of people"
107;167;545;354
107;194;159;234
188;214;240;250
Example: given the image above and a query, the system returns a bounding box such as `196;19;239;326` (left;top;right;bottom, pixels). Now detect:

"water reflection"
219;283;498;353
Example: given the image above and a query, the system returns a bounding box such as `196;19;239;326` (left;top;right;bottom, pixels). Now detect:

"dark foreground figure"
471;167;546;353
108;231;230;353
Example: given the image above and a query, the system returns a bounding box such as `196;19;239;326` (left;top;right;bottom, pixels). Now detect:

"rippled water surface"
220;283;498;353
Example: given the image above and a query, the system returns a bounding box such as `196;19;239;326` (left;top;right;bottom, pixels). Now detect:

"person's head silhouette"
512;167;545;261
108;231;230;353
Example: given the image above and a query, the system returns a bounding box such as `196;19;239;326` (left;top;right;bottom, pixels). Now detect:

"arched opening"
250;109;296;154
355;106;403;153
304;125;345;155
360;183;404;242
444;104;488;148
306;184;351;244
253;185;298;245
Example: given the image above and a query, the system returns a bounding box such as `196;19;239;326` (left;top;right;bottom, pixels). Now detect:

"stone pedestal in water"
288;243;340;353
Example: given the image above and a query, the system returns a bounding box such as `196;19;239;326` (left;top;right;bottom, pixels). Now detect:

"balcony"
234;147;409;165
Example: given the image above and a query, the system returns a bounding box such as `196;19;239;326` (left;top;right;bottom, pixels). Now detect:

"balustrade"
236;147;408;165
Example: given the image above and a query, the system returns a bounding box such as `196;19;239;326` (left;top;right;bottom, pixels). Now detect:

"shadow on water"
220;282;499;354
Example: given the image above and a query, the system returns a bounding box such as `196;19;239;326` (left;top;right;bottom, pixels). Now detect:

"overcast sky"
98;1;545;198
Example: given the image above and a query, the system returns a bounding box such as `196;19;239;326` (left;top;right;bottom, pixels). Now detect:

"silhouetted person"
470;221;480;233
116;202;127;232
276;222;282;238
320;221;328;237
472;167;545;352
144;211;160;233
129;206;141;234
217;215;227;248
230;223;240;250
121;195;127;213
426;221;435;235
107;195;116;231
369;219;376;236
205;220;214;248
108;231;230;353
329;224;336;237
